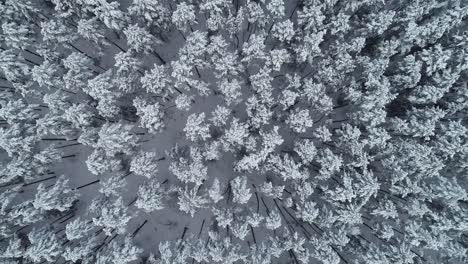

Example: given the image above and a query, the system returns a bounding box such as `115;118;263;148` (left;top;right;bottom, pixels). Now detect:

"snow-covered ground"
0;0;467;264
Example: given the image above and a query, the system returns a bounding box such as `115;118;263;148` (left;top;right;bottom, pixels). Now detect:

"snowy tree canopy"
0;0;467;264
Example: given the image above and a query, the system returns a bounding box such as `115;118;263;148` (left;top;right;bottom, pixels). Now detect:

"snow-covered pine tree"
33;175;78;212
0;1;467;263
25;226;63;262
135;179;166;213
91;195;132;236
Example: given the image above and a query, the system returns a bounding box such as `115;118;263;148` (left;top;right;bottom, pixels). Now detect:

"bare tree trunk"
132;220;148;238
55;143;81;149
42;138;75;141
105;36;126;53
24;58;40;66
180;226;188;240
51;211;74;225
260;197;271;216
289;0;300;19
75;179;100;190
24;48;42;58
23;175;57;187
289;250;300;264
127;196;138;206
0;179;23;188
151;51;167;64
59;213;75;224
198;219;206;238
250;224;257;244
105;233;118;246
330;246;348;264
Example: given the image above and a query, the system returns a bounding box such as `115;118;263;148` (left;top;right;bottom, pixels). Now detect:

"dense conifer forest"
0;0;467;263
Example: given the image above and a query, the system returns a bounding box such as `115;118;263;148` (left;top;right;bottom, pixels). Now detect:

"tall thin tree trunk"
59;213;75;224
75;179;100;190
55;143;81;149
132;220;148;237
24;48;42;58
51;211;74;225
250;224;257;244
198;219;205;238
23;175;56;187
24;58;40;66
151;51;167;64
105;36;126;53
